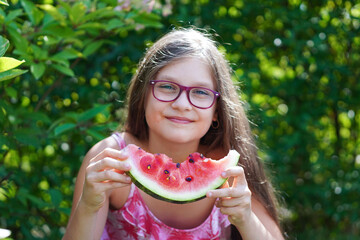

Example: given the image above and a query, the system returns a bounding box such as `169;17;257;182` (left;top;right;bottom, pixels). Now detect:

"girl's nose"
171;90;192;110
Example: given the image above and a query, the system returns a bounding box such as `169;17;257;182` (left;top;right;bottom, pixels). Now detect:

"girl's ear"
212;110;218;122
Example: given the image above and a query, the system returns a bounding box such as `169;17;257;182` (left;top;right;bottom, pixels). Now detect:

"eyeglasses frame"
149;80;220;109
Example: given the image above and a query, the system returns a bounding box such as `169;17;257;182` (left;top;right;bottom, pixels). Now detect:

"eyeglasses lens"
152;81;216;109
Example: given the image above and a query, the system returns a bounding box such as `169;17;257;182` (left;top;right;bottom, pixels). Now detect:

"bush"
1;0;359;239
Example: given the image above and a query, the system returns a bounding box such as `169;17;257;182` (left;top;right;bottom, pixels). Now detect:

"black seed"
185;176;192;182
200;154;204;159
176;163;180;168
138;147;141;150
164;170;169;174
147;164;151;170
189;158;194;163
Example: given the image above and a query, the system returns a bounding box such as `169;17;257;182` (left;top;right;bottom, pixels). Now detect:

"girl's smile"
165;115;194;124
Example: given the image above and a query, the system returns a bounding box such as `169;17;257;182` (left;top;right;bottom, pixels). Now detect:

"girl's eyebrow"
155;75;215;89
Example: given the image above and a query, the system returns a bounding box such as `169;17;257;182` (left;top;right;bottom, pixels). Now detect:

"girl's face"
144;57;217;146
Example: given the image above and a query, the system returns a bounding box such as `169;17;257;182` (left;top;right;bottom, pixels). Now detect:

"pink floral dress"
100;133;231;240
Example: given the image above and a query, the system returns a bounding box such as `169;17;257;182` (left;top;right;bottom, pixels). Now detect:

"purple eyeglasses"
150;80;220;109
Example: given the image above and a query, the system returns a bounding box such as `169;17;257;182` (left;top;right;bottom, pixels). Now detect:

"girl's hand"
206;166;252;226
80;148;132;212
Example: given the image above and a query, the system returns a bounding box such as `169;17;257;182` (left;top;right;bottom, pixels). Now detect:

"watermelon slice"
123;144;240;204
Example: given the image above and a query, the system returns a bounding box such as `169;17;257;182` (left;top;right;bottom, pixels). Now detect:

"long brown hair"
125;28;281;229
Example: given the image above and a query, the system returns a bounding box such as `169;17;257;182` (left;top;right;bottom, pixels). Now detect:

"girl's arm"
207;167;284;240
63;137;131;240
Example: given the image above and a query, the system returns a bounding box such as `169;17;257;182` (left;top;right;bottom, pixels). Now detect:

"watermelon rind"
125;147;240;204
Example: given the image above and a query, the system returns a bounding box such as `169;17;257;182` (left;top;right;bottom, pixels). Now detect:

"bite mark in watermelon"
123;144;240;204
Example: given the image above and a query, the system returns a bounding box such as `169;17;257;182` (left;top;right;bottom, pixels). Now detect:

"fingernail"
207;192;212;197
221;172;226;177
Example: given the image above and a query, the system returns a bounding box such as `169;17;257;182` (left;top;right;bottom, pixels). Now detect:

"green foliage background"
0;0;359;239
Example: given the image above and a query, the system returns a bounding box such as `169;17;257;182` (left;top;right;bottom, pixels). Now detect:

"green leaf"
83;40;105;57
57;1;71;15
7;26;28;54
86;128;106;141
0;0;8;6
26;194;50;208
20;0;44;25
0;57;25;72
30;62;46;79
131;12;162;28
5;86;17;98
80;7;118;22
17;188;29;207
78;104;111;123
54;123;76;136
77;22;106;30
48;56;69;67
52;48;83;60
106;18;125;31
42;22;75;38
13;128;41;147
0;135;10;147
49;189;62;207
25;111;51;124
51;63;74;77
31;44;48;60
38;4;66;25
5;9;23;23
0;36;9;57
69;2;87;25
0;69;28;82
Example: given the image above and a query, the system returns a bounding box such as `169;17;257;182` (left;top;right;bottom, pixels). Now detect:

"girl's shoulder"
122;131;144;147
85;134;120;158
87;132;142;155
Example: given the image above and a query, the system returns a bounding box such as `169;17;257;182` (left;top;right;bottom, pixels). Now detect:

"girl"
63;28;284;240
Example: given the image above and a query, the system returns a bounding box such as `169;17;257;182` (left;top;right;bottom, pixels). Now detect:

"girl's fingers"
207;166;249;198
215;190;252;208
88;169;132;183
88;157;131;173
207;186;247;198
89;147;129;164
221;166;247;188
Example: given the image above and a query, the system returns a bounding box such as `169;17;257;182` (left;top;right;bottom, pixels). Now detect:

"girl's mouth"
166;116;194;124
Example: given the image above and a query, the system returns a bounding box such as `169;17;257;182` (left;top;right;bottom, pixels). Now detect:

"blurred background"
0;0;359;239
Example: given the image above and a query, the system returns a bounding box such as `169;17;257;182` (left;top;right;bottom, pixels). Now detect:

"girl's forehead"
155;57;216;88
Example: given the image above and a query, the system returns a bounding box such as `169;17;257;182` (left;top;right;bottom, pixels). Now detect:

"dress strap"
111;132;127;150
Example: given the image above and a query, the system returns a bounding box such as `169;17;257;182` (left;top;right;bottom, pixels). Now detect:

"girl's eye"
157;83;178;91
192;88;211;96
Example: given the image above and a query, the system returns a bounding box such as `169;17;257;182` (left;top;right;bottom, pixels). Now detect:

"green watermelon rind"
125;148;240;204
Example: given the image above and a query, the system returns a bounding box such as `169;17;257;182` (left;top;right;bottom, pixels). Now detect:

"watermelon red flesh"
123;144;240;204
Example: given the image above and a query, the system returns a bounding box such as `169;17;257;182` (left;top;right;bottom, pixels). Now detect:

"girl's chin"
154;130;206;144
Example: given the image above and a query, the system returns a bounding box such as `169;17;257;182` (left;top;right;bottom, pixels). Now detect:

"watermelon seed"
176;163;180;168
164;170;169;174
200;153;204;158
147;164;151;170
189;158;194;163
185;176;192;182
